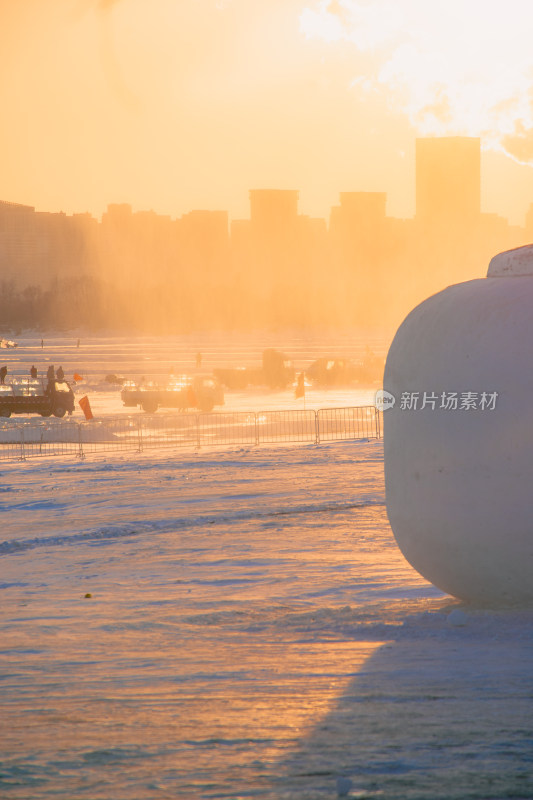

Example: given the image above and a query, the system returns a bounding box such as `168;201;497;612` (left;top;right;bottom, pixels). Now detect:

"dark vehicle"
213;349;295;390
212;367;252;390
0;379;75;418
307;351;385;387
104;373;126;386
261;348;294;388
121;375;224;413
307;357;356;387
355;349;385;386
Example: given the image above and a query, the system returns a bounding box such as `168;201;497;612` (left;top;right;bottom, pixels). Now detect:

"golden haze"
2;2;533;331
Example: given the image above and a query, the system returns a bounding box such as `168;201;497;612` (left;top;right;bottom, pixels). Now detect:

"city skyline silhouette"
1;136;532;334
4;1;533;333
3;2;533;226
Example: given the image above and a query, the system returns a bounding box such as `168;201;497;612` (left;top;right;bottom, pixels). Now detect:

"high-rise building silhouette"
249;189;299;240
416;136;481;228
0;200;39;284
178;210;229;277
330;192;387;246
248;189;300;285
2;134;532;332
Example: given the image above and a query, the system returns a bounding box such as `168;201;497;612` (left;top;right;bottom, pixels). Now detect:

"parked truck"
0;379;75;418
121;375;224;413
213;348;295;390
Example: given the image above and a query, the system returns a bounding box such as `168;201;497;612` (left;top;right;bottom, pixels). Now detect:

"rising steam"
300;0;533;164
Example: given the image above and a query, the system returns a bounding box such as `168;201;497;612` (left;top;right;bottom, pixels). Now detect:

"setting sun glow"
3;1;533;333
301;0;533;162
2;0;533;223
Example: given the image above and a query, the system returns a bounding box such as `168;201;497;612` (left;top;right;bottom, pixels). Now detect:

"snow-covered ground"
1;335;533;799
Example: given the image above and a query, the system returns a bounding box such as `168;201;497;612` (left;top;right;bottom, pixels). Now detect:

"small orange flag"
79;395;93;420
295;372;305;399
73;373;83;382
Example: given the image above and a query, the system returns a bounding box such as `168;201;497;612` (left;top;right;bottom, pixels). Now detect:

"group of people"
0;364;66;385
30;365;65;382
46;365;65;383
1;337;80;385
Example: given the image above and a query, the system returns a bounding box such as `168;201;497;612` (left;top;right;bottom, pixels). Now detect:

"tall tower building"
248;189;300;279
330;192;387;240
249;189;299;246
416;137;481;227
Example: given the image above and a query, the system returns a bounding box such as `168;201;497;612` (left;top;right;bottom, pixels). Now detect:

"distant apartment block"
249;189;299;236
0;200;39;284
178;210;229;275
0;199;93;286
330;192;387;245
250;188;298;246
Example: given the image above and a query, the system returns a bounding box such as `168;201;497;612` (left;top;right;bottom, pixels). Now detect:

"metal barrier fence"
316;406;381;442
0;405;381;461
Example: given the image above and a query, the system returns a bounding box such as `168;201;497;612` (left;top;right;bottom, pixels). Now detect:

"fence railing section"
0;405;381;461
316;406;380;442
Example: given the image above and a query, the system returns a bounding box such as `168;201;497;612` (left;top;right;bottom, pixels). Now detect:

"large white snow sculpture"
384;244;533;605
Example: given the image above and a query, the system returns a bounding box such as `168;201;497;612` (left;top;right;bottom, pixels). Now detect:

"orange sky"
2;0;533;224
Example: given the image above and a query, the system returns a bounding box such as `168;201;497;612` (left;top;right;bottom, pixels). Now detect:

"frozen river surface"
0;331;384;418
1;334;533;799
2;441;533;800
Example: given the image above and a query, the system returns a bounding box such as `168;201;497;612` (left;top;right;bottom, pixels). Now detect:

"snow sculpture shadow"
268;608;533;799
